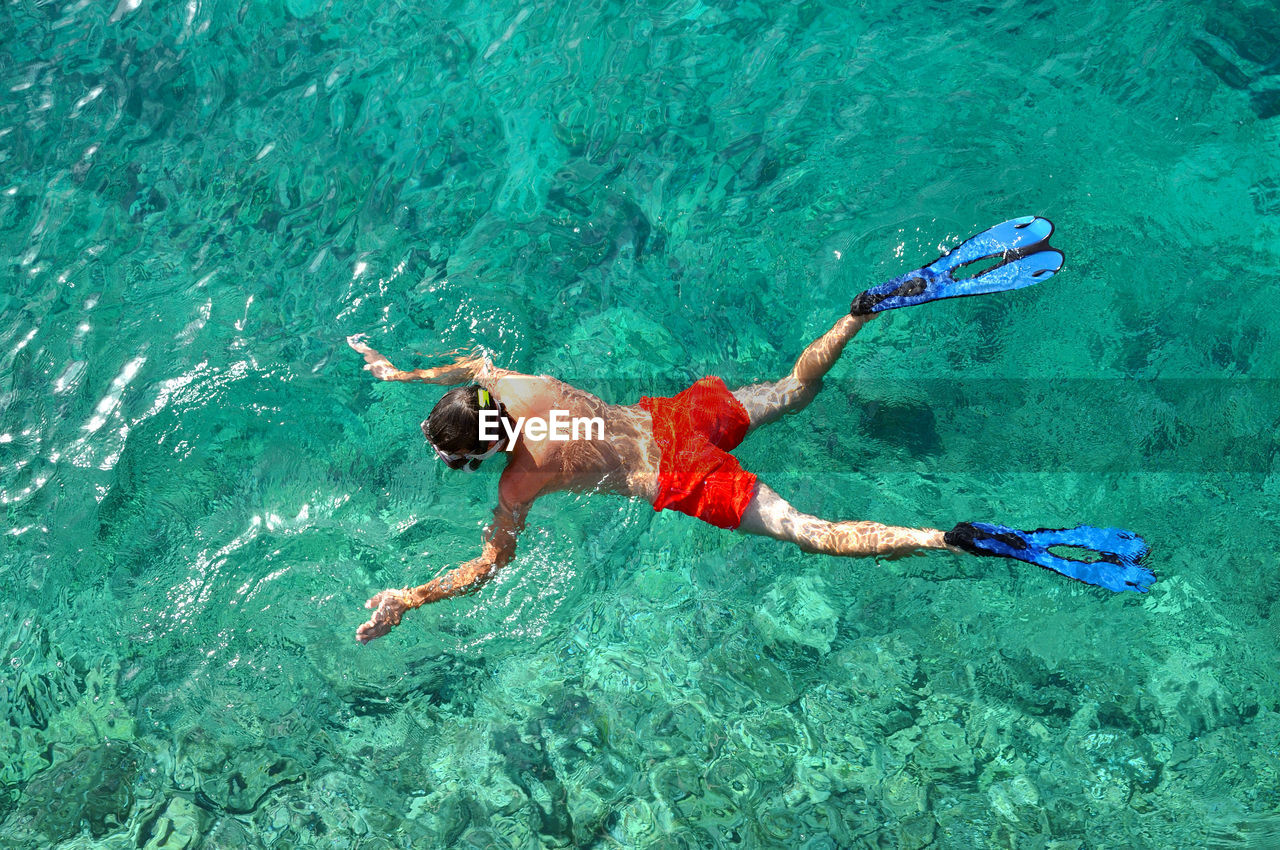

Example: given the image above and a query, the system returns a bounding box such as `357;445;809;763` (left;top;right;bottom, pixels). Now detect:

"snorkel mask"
432;439;501;472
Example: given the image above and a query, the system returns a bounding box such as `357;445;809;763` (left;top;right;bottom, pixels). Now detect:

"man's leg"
733;313;875;433
737;482;951;558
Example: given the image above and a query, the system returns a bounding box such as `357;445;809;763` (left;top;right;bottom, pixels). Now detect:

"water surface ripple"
2;0;1278;846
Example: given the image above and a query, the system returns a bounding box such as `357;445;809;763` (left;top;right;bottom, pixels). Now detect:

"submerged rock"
987;775;1042;826
562;308;680;385
788;750;875;804
913;721;975;779
10;739;144;842
754;573;838;654
898;813;938;850
707;641;798;708
140;796;201;850
171;724;306;816
826;635;922;731
728;709;810;784
879;769;927;817
199;814;264;850
1073;729;1164;797
605;796;658;846
1148;649;1242;739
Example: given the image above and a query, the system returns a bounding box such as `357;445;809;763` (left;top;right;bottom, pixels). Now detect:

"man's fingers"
356;612;387;643
356;621;385;644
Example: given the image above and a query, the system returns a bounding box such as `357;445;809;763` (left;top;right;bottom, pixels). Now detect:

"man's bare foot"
356;589;411;644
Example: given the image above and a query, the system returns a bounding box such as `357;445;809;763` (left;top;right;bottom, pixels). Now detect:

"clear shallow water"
2;0;1279;846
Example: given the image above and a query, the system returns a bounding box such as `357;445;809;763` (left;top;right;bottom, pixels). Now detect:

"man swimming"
349;217;1154;644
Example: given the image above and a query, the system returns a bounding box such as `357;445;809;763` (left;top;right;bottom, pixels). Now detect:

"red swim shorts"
638;376;759;529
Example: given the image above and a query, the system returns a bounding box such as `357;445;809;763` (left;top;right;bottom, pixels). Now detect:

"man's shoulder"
493;372;558;409
497;459;547;506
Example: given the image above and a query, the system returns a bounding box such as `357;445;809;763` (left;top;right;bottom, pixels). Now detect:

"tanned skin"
348;313;958;644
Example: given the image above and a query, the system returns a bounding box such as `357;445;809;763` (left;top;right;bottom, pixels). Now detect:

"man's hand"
347;334;404;381
356;589;411;644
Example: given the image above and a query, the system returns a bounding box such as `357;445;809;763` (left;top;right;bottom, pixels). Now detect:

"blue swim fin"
851;217;1064;315
945;522;1155;593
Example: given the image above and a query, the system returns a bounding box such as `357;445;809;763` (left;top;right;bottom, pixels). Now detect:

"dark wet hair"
423;385;499;462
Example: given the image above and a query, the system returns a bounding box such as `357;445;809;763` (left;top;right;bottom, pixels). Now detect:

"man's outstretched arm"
347;334;490;384
355;496;530;644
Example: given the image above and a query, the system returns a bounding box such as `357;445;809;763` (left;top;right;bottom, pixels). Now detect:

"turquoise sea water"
3;0;1280;846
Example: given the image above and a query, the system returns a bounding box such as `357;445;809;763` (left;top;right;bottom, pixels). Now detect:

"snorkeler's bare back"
491;373;660;506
